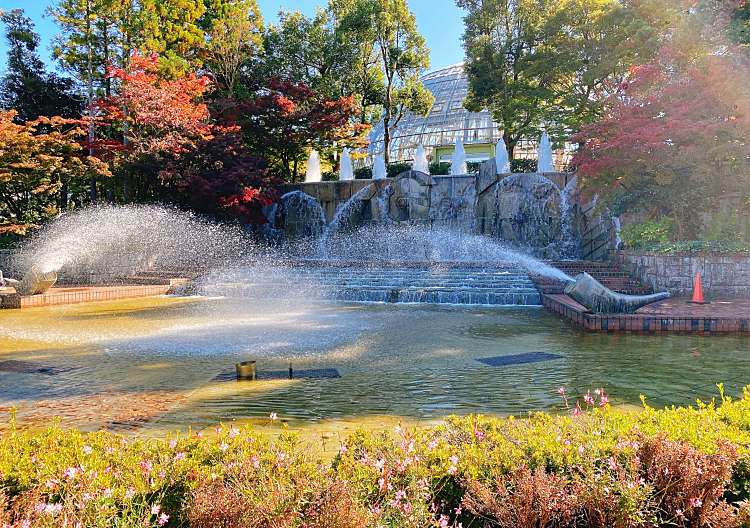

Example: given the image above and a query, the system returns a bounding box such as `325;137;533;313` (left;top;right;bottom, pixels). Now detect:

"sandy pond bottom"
1;295;749;452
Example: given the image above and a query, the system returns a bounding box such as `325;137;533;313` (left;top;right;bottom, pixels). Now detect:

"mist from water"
14;205;255;276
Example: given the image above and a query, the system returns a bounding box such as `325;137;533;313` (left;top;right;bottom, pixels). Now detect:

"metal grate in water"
0;360;73;376
476;352;562;367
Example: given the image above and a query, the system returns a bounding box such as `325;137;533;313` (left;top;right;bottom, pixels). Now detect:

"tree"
139;0;206;76
573;52;750;238
0;110;109;232
97;52;212;200
366;0;433;164
0;10;81;122
330;0;385;124
458;0;658;157
200;0;264;98
221;78;364;181
159;125;278;224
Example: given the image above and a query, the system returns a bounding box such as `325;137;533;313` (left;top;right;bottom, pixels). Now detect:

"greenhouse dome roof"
368;63;503;162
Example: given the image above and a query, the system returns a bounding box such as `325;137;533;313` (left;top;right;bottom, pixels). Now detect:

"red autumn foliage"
572;37;750;235
98;51;212;158
159;124;278;224
216;78;367;180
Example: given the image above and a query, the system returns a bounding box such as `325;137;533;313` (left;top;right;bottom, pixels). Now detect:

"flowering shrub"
3;388;750;527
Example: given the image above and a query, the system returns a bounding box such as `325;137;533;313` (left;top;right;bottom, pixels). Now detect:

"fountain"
373;154;387;180
558;176;579;259
305;150;322;183
339;148;354;181
495;138;510;174
412;145;429;174
565;272;670;314
12;205;249;286
450;138;467;175
537;132;554;173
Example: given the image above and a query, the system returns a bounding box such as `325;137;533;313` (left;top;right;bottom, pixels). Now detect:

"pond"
2;295;749;443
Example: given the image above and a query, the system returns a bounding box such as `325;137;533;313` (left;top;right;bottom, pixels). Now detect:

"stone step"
221;264;542;306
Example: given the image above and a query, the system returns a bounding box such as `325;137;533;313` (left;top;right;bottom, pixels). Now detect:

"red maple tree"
572;47;750;236
216;78;367;181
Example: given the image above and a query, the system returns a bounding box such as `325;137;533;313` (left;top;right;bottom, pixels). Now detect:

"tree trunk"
86;0;97;204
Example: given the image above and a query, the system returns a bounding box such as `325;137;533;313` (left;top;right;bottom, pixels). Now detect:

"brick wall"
617;251;750;297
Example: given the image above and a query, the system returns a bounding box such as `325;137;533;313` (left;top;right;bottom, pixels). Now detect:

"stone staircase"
533;261;652;295
247;264;543;306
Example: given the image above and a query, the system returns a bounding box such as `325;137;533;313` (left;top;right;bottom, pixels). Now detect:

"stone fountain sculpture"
565;272;670;314
4;265;59;296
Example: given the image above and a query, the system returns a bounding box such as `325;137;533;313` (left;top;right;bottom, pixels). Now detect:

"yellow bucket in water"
235;361;257;381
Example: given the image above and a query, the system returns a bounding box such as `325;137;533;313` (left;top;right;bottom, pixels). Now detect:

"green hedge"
3;388;750;526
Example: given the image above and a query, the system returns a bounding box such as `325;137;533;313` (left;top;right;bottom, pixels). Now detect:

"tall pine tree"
0;9;81;122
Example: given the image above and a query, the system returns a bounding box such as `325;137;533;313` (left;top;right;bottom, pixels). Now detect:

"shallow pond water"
1;295;748;442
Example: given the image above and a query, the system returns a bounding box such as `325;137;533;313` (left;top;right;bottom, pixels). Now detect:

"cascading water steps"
235;265;542;306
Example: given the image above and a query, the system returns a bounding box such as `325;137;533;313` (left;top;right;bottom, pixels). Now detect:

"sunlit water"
1;296;748;440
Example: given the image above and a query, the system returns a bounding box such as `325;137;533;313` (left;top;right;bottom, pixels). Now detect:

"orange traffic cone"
688;272;710;305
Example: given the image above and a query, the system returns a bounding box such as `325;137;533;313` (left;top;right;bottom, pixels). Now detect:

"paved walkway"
543;294;750;334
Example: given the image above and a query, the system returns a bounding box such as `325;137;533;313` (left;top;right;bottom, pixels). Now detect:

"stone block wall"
617;251;750;297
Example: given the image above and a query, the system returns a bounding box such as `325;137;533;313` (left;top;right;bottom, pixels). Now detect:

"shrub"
621;219;674;250
511;158;537;173
4;389;750;527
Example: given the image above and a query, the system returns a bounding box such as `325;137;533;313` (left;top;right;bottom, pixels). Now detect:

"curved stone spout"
15;265;58;296
564;272;670;314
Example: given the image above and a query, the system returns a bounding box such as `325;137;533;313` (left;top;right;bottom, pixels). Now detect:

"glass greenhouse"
367;63;569;168
368;64;503;164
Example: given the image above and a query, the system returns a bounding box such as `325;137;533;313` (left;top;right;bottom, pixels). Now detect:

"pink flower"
557;387;566;395
169;439;177;449
219;442;229;452
374;459;385;471
689;497;703;508
63;467;78;480
474;429;485;440
578;445;585;455
139;460;153;475
151;505;161;516
174;452;186;462
339;444;348;454
82;445;93;455
438;514;450;528
584;392;594;405
572;403;582;417
228;427;240;438
158;513;169;526
251;455;260;469
269;412;278;421
600;394;609;407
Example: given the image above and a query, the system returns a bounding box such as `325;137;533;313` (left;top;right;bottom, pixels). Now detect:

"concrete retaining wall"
617;251;750;297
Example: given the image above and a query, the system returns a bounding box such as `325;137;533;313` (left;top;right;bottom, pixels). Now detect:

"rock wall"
617;251;750;297
280;161;616;259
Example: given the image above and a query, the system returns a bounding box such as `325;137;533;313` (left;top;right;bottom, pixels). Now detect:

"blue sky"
0;0;466;75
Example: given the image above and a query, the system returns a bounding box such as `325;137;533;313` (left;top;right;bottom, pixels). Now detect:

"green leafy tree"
262;9;347;98
329;0;385;124
365;0;433;163
139;0;206;76
458;0;658;157
0;9;81;122
200;0;264;98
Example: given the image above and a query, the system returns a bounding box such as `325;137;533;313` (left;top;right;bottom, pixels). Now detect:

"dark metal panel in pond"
476;352;563;367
